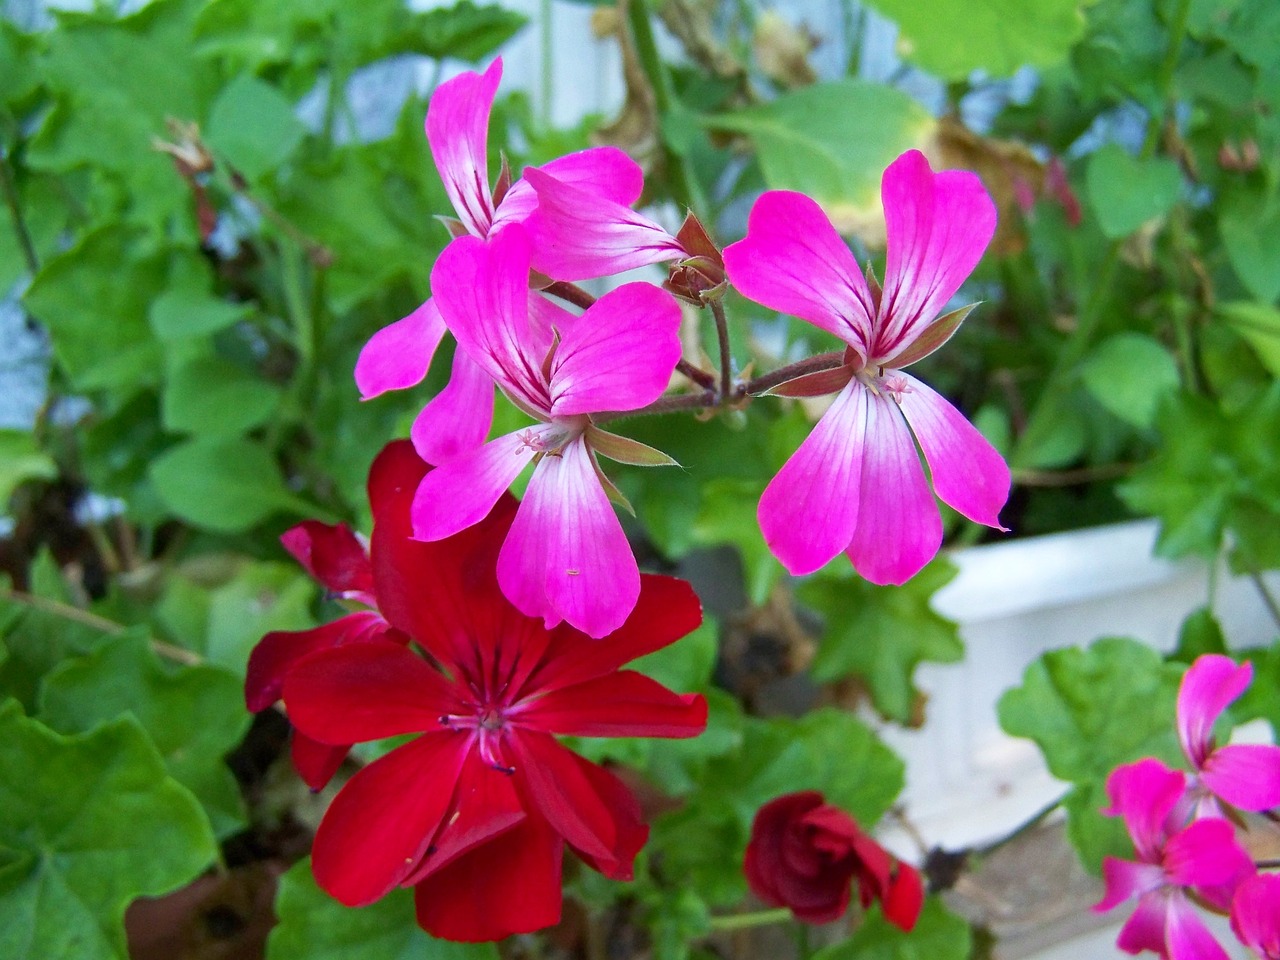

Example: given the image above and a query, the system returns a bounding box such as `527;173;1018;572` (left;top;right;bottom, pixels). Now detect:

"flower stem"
709;298;734;401
543;280;596;309
678;358;717;389
707;907;793;932
1250;573;1280;634
741;351;846;397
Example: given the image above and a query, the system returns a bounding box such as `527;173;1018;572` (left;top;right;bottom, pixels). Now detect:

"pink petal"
758;380;868;576
426;59;500;237
1163;818;1253;892
1115;890;1172;957
410;427;548;542
510;730;648;879
897;372;1010;529
843;390;942;585
1177;655;1252;768
527;289;577;357
523;167;686;281
289;732;348;791
492;146;645;229
410;346;494;465
1201;742;1280;811
518;670;707;738
354;298;447;399
722;190;875;357
1230;874;1280;959
875;150;996;360
283;640;465;744
1096;857;1164;912
549;282;682;416
497;436;639;638
310;731;469;905
1165;892;1232;960
431;228;551;414
1104;759;1188;863
413;816;563;942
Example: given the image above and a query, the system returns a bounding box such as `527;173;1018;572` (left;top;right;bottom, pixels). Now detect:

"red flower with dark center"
744;791;923;929
244;446;412;790
281;440;708;942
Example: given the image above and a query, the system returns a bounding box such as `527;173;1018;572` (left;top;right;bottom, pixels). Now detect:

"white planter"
876;519;1279;853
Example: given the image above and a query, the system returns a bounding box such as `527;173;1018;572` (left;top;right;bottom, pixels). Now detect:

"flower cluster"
745;791;923;929
247;441;708;941
354;57;1010;643
1095;654;1280;960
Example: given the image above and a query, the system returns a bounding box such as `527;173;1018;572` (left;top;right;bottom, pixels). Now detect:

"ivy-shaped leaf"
0;704;216;960
801;560;963;724
39;631;252;838
812;896;972;960
267;859;498;960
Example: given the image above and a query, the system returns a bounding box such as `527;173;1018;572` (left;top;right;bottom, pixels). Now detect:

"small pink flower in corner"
1230;874;1280;960
1094;758;1254;960
1177;653;1280;817
722;149;1011;586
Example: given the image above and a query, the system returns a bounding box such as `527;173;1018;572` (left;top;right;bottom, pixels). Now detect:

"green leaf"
1220;195;1280;304
691;479;778;605
22;228;166;396
632;617;718;693
1079;333;1180;429
204;562;316;673
267;858;498;960
1085;145;1182;239
148;286;252;341
206;74;307;181
1218;301;1280;375
863;0;1088;79
801;560;964;724
0;432;56;504
0;705;216;960
1063;779;1132;874
998;637;1183;784
39;631;251;837
1171;607;1228;663
162;356;282;437
812;896;972;960
149;437;310;533
406;1;527;61
706;81;934;230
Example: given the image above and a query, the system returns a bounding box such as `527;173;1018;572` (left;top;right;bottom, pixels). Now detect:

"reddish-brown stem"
543;281;597;310
740;350;846;397
677;358;716;389
593;387;718;426
709;299;733;401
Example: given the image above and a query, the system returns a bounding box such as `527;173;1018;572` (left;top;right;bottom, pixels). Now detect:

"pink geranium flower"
413;223;682;638
1177;654;1280;816
355;57;643;463
721;150;1011;584
282;442;707;942
1230;875;1280;960
1095;758;1255;960
244;443;414;789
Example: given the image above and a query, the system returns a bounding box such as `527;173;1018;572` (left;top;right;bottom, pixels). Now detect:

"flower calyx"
665;212;728;305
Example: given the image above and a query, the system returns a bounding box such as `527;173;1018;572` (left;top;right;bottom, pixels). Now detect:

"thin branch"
1249;573;1280;634
1255;858;1280;870
707;908;792;932
593;387;718;426
3;588;203;666
0;148;40;274
677;358;716;389
1012;462;1135;488
740;350;846;397
543;280;596;310
228;170;334;269
709;299;733;401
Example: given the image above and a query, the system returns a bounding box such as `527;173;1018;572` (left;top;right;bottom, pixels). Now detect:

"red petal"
245;612;390;712
280;520;374;597
744;792;856;923
413;816;563;942
527;575;703;693
882;861;925;932
289;732;349;791
284;640;465;744
520;670;706;738
311;732;469;905
510;731;647;879
404;748;527;886
366;439;429;520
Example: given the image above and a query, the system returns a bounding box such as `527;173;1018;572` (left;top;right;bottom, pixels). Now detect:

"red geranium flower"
281;440;708;942
744;790;923;930
244;446;412;790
